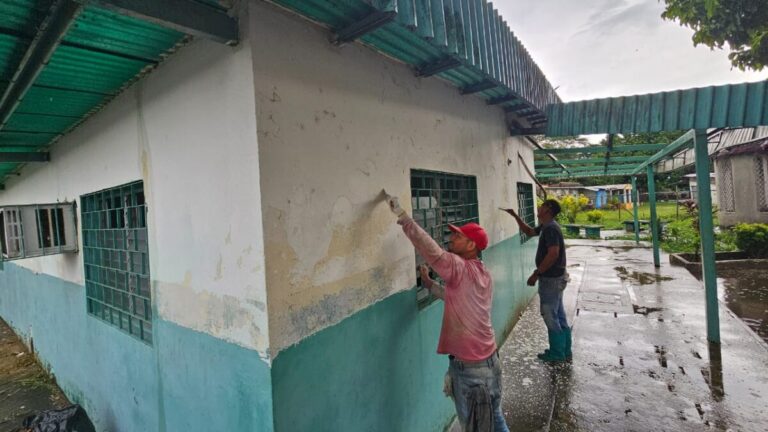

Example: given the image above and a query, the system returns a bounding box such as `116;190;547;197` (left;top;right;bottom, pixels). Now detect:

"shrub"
559;194;590;224
662;218;699;253
585;210;604;224
733;223;768;258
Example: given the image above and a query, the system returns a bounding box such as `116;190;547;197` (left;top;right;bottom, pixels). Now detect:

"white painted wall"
249;1;536;355
716;154;768;226
0;15;270;357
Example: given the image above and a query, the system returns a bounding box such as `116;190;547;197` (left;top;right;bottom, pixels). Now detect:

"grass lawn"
573;201;684;230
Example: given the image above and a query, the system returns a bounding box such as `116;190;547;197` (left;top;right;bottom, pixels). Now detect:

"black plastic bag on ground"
21;405;96;432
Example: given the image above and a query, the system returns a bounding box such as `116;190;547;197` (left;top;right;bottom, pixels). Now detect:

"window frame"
516;182;536;243
410;169;479;308
0;203;77;261
757;155;768;212
81;181;152;344
718;158;735;212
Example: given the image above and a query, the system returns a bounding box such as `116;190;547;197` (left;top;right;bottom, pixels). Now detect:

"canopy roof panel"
543;80;768;137
0;0;237;184
268;0;560;124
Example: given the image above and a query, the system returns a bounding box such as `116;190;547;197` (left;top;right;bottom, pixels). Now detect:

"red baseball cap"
448;222;489;251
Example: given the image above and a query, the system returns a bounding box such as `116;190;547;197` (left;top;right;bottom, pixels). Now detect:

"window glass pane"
81;181;152;344
410;170;479;308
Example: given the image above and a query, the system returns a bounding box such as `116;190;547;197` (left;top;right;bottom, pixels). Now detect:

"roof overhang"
0;0;238;185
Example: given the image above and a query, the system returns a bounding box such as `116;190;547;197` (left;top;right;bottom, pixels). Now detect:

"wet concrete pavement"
717;268;768;344
498;241;768;432
0;318;68;432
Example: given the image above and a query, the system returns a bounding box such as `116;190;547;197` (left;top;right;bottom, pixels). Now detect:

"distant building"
685;173;717;207
712;136;768;226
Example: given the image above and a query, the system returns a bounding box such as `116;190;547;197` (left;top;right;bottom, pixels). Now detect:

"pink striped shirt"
399;215;497;362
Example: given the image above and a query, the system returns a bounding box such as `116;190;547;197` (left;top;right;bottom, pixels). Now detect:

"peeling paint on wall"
250;2;534;355
156;280;269;361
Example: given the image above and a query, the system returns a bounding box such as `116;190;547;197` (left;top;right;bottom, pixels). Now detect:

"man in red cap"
386;193;509;432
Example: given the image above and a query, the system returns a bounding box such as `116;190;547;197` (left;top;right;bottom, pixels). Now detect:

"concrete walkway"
498;241;768;432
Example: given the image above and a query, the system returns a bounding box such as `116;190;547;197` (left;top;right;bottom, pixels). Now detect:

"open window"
0;203;78;260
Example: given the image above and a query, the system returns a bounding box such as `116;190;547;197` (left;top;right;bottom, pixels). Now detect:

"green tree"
662;0;768;71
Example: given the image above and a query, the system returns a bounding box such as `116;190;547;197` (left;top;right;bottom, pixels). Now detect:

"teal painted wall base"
0;264;274;432
0;233;536;432
271;234;537;432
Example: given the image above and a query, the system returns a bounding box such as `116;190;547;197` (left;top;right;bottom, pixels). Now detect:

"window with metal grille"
0;204;77;260
82;181;152;344
719;159;735;212
757;156;768;212
516;183;535;243
410;170;478;308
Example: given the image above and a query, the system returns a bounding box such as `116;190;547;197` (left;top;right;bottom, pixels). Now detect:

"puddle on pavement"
716;268;768;344
614;266;674;285
633;305;663;315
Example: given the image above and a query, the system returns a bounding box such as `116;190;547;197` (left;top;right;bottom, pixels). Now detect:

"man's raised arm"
502;207;536;237
386;193;460;283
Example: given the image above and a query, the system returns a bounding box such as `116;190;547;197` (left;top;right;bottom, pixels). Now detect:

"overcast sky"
497;0;768;103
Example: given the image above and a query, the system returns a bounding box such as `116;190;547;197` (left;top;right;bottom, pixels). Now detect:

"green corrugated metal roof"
545;81;768;137
0;0;186;179
268;0;559;117
1;0;557;181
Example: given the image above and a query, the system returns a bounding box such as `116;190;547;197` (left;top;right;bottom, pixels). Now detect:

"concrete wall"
0;7;274;430
249;2;538;430
716;154;768;226
250;1;535;356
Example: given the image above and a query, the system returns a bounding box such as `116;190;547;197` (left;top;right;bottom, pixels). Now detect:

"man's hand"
500;207;519;218
419;264;433;288
386;193;406;217
527;272;538;286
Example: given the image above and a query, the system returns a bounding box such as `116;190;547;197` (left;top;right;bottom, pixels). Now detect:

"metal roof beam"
537;170;637;179
488;94;518;105
630;129;696;175
77;0;239;45
416;57;462;77
534;143;667;155
332;10;397;45
537;163;640;174
0;0;83;133
0;152;50;162
535;156;650;167
460;80;497;95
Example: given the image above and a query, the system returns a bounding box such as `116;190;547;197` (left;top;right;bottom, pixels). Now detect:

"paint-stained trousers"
539;275;569;332
447;352;509;432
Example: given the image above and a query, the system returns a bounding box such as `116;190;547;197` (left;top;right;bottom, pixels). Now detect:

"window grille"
757;156;768;212
516;183;535;243
0;203;77;260
410;170;479;308
82;181;152;344
719;159;735;212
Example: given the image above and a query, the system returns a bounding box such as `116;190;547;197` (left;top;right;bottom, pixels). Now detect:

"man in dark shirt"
503;199;571;363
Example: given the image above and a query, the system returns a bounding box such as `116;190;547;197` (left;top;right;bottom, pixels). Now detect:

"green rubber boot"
537;331;567;363
564;326;573;361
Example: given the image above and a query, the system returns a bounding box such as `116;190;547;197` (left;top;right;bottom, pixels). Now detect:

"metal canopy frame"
75;0;239;45
0;0;239;184
531;81;768;346
268;0;560;134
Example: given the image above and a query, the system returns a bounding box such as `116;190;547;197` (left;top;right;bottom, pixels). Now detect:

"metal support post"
631;176;640;244
694;129;720;344
647;165;660;267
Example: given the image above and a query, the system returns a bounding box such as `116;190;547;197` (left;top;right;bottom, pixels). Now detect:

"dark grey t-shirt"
534;220;566;277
